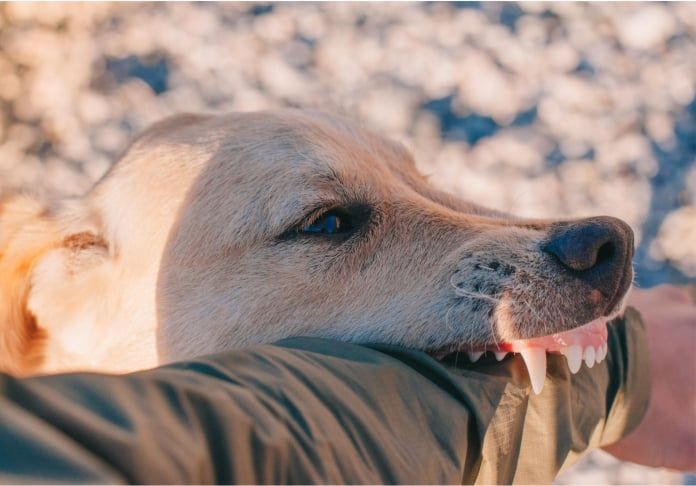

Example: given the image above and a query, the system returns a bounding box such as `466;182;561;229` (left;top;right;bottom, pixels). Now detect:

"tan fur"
0;111;633;375
0;195;55;373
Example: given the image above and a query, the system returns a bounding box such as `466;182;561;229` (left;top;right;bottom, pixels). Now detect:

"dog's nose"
542;216;634;299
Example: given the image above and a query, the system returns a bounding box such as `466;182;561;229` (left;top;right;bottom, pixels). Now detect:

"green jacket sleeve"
0;308;650;484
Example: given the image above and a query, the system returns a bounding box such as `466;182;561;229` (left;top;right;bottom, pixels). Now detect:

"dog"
0;110;634;392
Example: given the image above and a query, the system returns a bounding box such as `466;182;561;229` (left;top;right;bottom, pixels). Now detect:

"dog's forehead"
212;111;423;196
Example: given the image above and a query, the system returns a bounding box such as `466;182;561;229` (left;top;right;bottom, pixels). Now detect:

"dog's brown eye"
301;211;352;235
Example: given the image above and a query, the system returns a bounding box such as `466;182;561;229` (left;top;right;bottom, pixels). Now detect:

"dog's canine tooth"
467;350;484;362
560;345;583;374
583;346;596;368
493;351;507;361
519;348;547;395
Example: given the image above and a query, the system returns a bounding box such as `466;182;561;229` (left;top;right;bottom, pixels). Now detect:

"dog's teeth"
519;348;547;395
560;345;583;374
493;351;507;361
583;346;596;368
598;343;608;361
595;345;605;363
468;351;484;362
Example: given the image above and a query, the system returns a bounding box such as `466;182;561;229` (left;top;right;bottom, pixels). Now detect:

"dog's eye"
301;211;352;235
282;204;371;242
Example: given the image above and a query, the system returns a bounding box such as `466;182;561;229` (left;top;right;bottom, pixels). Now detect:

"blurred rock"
612;5;676;51
651;206;696;277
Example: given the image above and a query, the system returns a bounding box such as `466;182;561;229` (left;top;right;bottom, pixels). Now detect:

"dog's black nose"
542;217;634;302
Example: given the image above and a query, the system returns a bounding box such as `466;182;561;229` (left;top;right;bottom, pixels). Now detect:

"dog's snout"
542;216;634;303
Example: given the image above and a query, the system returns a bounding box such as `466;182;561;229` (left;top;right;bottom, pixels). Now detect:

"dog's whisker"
453;288;501;304
450;273;507;351
449;273;462;290
450;273;502;304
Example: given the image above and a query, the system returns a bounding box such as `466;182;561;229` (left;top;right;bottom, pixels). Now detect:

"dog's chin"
427;290;632;395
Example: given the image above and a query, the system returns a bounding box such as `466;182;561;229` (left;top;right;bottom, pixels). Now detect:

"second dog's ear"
0;193;112;375
0;194;58;375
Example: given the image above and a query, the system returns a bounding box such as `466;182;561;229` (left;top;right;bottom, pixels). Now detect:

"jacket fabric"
0;308;650;484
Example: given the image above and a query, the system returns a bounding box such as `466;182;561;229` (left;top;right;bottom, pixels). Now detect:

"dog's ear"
0;194;58;374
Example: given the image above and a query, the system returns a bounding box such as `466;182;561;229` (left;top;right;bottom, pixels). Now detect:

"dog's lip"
430;316;611;395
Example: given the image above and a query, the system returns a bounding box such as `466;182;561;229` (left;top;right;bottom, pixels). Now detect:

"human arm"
602;285;696;471
0;311;650;484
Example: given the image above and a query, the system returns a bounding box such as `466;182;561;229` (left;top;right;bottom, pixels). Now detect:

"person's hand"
602;284;696;471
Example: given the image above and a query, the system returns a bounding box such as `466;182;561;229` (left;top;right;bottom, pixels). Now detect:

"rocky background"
0;3;693;483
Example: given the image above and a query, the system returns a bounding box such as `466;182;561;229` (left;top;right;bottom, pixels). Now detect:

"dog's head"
135;111;633;363
2;110;634;379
